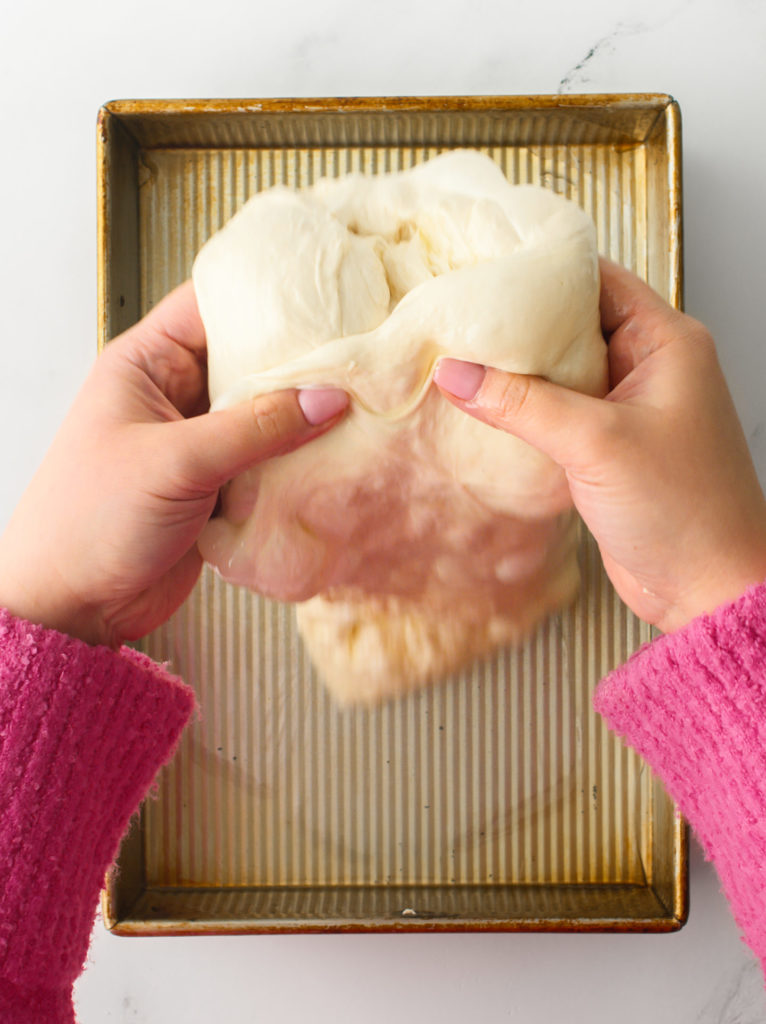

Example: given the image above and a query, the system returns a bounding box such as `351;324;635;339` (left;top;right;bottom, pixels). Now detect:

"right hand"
435;258;766;632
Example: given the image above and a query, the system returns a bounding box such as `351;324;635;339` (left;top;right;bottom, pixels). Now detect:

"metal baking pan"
98;95;687;934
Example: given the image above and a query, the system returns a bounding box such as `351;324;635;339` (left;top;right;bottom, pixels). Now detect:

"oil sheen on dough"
193;150;607;704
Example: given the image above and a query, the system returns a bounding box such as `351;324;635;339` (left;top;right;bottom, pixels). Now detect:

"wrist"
667;544;766;632
0;537;107;647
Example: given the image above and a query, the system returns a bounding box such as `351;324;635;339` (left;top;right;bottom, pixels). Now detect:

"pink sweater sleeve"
0;608;195;1024
594;582;766;970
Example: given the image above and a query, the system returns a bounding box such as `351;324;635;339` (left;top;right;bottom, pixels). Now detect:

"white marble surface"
1;0;765;1020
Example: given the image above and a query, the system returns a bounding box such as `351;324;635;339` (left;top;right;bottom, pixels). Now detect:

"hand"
0;282;348;648
434;258;766;632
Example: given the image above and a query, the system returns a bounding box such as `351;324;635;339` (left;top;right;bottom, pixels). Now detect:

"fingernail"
297;387;349;425
434;358;486;401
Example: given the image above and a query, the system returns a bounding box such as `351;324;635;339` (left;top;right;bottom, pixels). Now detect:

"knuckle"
693;324;717;359
488;371;535;422
677;318;720;372
681;314;716;351
251;397;292;447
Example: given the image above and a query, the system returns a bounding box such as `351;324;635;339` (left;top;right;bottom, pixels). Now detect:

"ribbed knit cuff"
594;584;766;964
0;608;195;1015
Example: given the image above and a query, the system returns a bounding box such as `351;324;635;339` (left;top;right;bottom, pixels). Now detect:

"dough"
193;150;607;703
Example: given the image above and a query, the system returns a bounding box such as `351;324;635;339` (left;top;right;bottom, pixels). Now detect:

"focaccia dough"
193;150;607;703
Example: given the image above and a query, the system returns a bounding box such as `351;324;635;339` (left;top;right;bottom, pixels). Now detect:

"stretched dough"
193;150;607;703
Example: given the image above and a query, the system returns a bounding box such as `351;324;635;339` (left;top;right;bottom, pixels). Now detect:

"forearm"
0;608;194;1023
594;582;766;969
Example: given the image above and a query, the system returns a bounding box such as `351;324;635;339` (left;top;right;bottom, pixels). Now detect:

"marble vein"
694;957;764;1022
558;0;699;94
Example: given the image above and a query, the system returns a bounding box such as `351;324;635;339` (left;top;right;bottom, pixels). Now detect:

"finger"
599;258;673;337
128;280;207;356
434;358;605;472
112;282;209;418
165;387;349;494
599;258;684;386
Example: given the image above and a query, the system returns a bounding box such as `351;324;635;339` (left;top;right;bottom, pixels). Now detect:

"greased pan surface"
99;96;686;934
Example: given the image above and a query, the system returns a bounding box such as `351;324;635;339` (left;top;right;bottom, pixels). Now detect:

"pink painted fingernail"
297;387;349;425
434;358;486;401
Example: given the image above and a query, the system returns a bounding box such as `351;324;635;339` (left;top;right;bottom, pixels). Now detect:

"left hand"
0;282;348;648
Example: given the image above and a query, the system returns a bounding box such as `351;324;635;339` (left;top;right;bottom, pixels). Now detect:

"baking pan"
97;95;686;934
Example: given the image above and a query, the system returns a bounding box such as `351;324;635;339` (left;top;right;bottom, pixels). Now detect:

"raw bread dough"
193;150;607;704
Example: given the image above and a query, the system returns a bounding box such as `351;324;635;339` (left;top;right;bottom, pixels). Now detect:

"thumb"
165;386;349;493
434;358;606;471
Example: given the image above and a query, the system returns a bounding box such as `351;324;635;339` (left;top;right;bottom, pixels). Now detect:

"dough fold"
193;150;607;703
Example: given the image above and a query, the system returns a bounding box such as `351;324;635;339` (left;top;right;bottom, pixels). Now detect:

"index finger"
112;281;210;417
599;258;676;338
599;258;684;386
128;279;207;355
